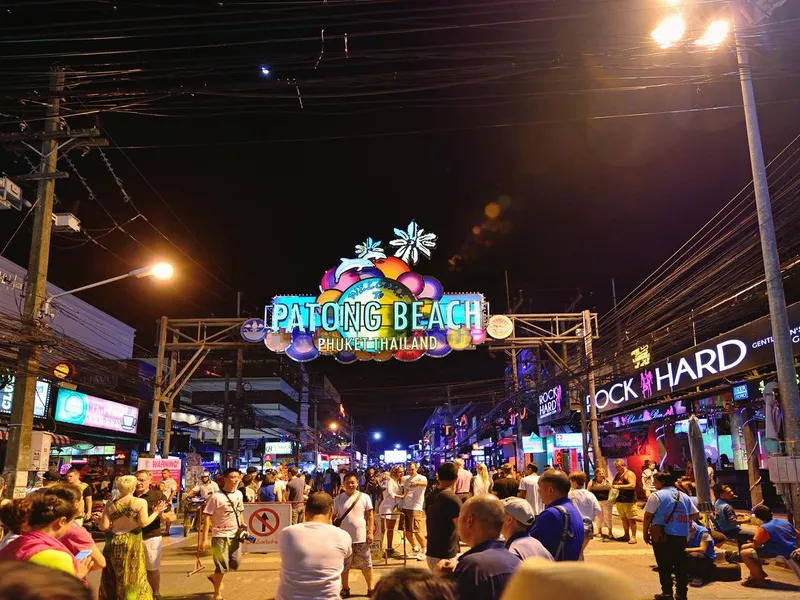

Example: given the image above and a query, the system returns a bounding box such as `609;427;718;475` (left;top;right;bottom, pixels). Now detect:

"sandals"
741;578;768;588
628;538;638;544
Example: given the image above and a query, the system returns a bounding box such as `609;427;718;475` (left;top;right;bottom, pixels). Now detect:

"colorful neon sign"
263;221;488;363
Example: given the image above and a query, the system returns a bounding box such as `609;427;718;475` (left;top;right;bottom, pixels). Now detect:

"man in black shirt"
135;469;173;600
492;464;519;500
424;462;463;572
287;466;306;524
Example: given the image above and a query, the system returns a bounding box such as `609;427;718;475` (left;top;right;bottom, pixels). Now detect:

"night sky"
0;0;798;449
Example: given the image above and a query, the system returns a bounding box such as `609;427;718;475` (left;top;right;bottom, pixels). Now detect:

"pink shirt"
59;523;94;555
455;468;472;494
203;490;244;538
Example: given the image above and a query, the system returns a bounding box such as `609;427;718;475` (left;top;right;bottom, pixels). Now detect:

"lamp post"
41;262;174;320
650;0;799;519
4;262;174;497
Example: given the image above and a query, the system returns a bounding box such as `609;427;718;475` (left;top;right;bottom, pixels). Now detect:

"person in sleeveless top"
612;459;638;543
98;475;167;600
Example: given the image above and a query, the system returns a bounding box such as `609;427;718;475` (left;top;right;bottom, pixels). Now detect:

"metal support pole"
583;310;604;470
222;374;230;468
313;401;319;470
511;348;525;471
579;383;591;474
149;316;169;457
350;416;356;469
233;348;243;470
735;5;800;519
3;68;64;498
163;332;179;457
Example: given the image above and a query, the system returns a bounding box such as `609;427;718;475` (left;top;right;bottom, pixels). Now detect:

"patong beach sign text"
264;221;489;363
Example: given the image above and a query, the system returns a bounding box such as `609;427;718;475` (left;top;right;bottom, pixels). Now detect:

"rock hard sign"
538;384;568;424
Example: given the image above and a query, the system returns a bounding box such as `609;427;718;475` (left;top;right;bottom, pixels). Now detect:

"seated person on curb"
740;505;799;588
711;484;752;549
685;520;716;587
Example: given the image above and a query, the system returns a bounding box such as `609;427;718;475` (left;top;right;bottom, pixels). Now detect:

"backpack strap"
553;505;574;561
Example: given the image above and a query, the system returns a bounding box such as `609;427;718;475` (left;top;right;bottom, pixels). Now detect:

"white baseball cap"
502;497;536;526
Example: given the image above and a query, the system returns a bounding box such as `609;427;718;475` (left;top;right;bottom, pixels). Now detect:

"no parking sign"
243;503;291;553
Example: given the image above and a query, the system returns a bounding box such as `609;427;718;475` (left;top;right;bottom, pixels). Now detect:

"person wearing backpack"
529;470;584;561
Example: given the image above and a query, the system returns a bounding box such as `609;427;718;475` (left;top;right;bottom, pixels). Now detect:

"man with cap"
187;471;220;500
501;498;553;561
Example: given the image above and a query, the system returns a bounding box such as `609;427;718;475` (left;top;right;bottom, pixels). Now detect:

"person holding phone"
40;484;106;583
0;491;94;580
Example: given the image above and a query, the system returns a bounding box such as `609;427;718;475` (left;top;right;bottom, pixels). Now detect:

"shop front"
48;387;147;490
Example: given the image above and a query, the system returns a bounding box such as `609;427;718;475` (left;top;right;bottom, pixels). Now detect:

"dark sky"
0;0;798;448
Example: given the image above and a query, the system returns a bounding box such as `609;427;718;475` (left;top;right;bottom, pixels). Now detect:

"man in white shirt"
333;472;375;598
518;463;543;516
278;491;352;600
401;462;428;560
201;468;245;600
453;458;473;502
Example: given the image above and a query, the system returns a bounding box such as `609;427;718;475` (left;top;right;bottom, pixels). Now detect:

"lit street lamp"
649;0;800;512
328;422;339;431
372;432;382;440
40;262;174;319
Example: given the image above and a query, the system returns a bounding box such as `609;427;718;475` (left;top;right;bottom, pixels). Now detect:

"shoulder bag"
649;492;680;545
333;491;362;528
220;490;249;543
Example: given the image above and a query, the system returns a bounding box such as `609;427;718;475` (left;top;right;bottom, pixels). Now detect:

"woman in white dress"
378;465;406;556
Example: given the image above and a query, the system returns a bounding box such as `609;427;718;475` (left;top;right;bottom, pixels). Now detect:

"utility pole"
505;271;525;471
313;400;319;469
233;293;244;470
582;309;604;470
734;3;800;520
162;331;179;457
2;68;65;497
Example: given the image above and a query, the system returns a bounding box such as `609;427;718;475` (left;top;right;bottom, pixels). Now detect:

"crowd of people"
1;456;798;600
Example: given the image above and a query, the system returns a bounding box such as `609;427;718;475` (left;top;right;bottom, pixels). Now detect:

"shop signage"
137;457;182;484
54;390;139;434
605;400;688;430
537;384;569;424
263;221;488;363
0;378;49;418
522;434;545;453
731;383;749;401
588;301;800;413
554;432;583;448
263;441;293;455
52;361;76;380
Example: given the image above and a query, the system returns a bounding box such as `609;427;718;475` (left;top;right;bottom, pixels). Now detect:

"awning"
0;429;70;445
49;433;71;445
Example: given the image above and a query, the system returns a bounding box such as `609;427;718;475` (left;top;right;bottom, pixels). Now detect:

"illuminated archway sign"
262;221;490;363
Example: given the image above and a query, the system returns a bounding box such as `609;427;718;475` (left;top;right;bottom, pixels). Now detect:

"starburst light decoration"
355;237;385;259
389;220;438;265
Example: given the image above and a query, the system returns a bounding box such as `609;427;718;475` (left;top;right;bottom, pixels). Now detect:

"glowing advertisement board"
54;390;139;434
0;378;50;418
262;221;489;363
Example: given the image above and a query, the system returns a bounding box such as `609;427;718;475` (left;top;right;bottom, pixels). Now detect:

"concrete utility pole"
163;331;179;456
350;415;356;469
222;374;230;468
2;69;64;497
734;3;800;519
233;293;244;469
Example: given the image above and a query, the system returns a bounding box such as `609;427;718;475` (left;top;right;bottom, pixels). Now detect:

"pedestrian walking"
201;468;245;600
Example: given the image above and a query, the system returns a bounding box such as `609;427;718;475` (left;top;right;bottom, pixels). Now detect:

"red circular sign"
249;508;280;537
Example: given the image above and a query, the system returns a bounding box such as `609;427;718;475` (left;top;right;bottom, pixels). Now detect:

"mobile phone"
75;550;92;560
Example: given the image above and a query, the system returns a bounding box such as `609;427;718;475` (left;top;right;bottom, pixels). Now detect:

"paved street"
85;523;800;600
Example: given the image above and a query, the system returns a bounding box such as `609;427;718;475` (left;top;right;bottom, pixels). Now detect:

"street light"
372;432;382;440
651;14;686;48
328;422;339;431
394;443;400;449
650;0;800;514
40;262;175;319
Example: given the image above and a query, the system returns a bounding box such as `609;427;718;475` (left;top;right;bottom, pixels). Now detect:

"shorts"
401;509;426;535
344;542;373;570
142;536;163;571
211;537;242;573
616;502;638;519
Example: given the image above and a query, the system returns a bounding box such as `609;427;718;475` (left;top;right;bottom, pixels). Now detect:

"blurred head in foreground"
501;557;636;600
0;560;90;600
